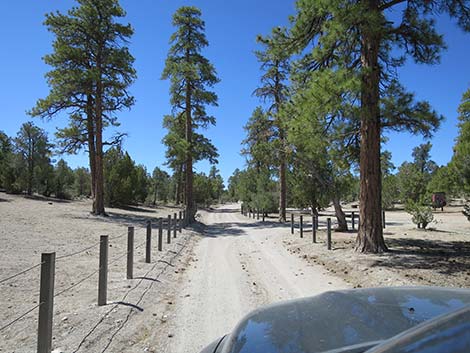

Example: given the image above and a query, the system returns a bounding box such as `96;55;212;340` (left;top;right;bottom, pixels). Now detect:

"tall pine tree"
30;0;136;215
285;0;469;253
162;6;219;221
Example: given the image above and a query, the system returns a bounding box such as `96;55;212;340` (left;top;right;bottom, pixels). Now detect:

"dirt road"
164;204;349;353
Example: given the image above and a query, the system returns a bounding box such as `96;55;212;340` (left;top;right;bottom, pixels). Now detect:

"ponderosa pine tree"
162;6;219;221
254;30;290;222
30;0;136;215
450;87;470;196
285;0;469;253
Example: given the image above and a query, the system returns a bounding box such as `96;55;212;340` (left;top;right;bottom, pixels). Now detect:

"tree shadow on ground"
24;194;71;203
0;197;10;202
371;237;470;277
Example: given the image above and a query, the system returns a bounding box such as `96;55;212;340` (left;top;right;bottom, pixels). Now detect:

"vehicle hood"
216;287;470;353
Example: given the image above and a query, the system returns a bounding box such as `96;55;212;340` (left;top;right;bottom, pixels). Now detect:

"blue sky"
0;1;469;183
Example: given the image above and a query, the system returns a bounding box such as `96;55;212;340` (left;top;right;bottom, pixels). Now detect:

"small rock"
168;333;174;338
252;282;256;286
61;317;68;322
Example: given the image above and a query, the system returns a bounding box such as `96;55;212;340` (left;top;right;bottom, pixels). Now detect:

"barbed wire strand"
56;241;102;261
0;302;42;333
72;233;191;353
0;262;44;285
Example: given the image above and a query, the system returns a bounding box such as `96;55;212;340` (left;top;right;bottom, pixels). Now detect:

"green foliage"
149;167;171;204
103;147;148;207
405;201;434;229
426;165;457;198
54;159;75;199
208;166;224;202
73;167;91;197
0;131;14;191
449;87;470;197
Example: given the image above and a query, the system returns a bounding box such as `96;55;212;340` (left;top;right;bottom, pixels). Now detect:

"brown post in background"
127;226;134;279
167;215;171;244
352;212;355;230
312;215;316;243
37;252;55;353
179;211;182;233
291;213;294;234
327;218;332;250
173;213;177;238
158;218;163;251
300;215;303;238
146;221;152;263
98;235;108;306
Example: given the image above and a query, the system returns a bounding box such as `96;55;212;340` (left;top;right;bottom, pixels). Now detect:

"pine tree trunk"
86;94;96;206
185;78;194;222
27;139;34;196
355;1;387;253
93;63;106;216
279;141;287;223
333;197;348;231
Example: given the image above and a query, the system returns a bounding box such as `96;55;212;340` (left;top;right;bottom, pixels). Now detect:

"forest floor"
1;193;469;353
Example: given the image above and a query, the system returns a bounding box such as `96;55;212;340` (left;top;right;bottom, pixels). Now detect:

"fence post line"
382;210;386;229
352;212;355;230
300;215;304;238
173;213;177;238
37;252;55;353
98;235;108;306
312;215;316;243
179;211;182;233
146;221;152;264
158;218;163;251
290;213;294;234
127;227;134;279
167;215;172;244
327;218;332;250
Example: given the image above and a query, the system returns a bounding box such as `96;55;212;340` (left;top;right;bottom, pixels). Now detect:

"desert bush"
405;201;434;229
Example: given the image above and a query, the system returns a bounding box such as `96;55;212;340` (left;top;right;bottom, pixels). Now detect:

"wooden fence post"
37;252;55;353
179;211;182;233
146;221;152;263
327;218;332;250
98;235;108;306
167;215;172;244
300;215;303;238
127;227;134;279
158;219;163;251
352;212;355;230
291;213;294;234
312;215;317;243
173;213;177;238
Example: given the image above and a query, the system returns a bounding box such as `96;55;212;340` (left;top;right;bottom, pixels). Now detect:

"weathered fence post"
179;211;182;233
173;213;177;238
351;212;355;230
291;213;294;234
158;218;163;251
327;218;332;250
382;210;386;229
312;215;316;243
127;227;134;279
98;235;108;306
37;252;55;353
146;221;152;264
241;205;243;215
300;215;304;238
167;215;172;244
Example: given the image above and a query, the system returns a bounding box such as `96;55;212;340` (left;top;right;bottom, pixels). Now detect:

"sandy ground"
2;193;468;353
0;192;194;353
157;205;349;353
280;204;470;290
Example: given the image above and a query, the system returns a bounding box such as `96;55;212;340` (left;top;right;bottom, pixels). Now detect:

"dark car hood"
216;287;470;353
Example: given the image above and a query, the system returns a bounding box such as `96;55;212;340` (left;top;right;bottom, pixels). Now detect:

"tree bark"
333;197;348;231
86;94;96;210
93;57;106;216
279;136;287;223
185;72;194;222
355;0;387;253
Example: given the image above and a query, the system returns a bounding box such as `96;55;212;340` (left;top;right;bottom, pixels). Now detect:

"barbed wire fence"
0;208;190;353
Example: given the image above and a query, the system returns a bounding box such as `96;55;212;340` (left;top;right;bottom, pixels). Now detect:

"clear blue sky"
0;1;469;184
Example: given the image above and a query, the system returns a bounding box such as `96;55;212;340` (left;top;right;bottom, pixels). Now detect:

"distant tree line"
0;123;225;208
